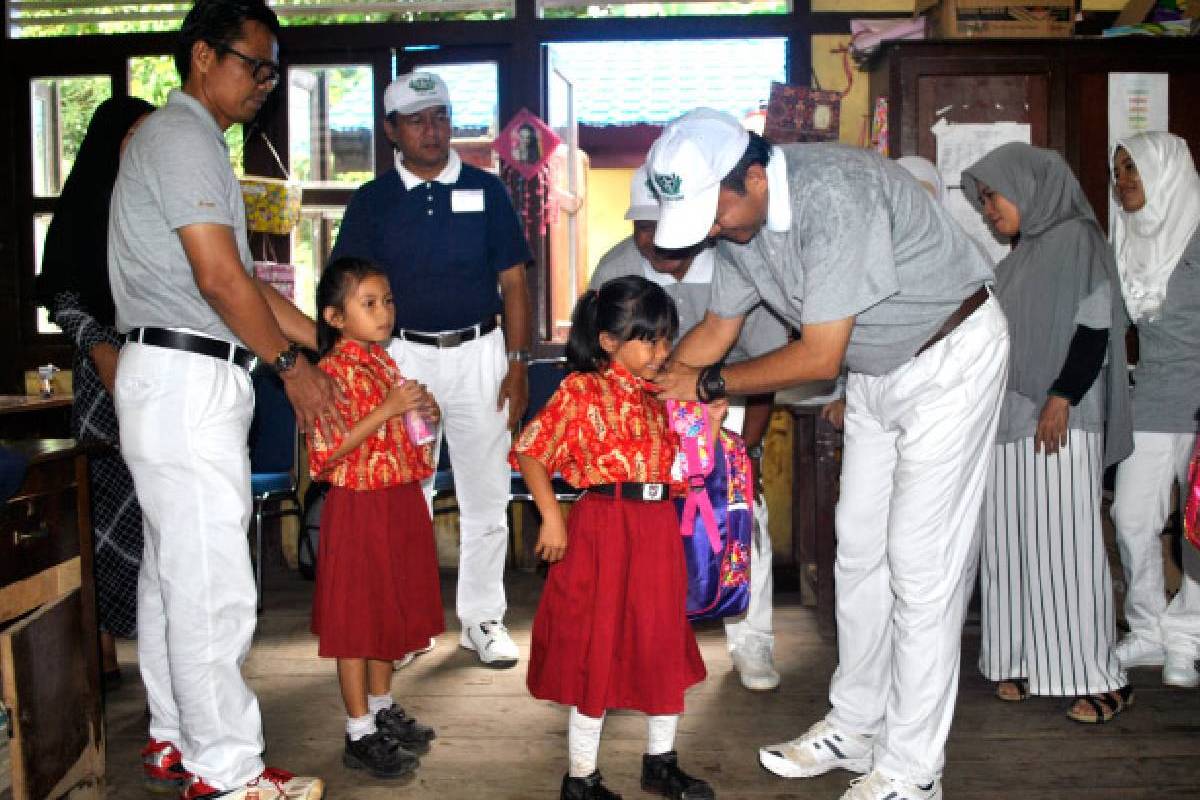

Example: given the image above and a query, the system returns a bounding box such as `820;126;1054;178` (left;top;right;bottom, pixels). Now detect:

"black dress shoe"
343;732;419;779
641;751;715;800
561;770;623;799
376;704;435;754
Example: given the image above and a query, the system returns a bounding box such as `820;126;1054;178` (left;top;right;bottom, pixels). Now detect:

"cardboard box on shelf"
919;0;1075;38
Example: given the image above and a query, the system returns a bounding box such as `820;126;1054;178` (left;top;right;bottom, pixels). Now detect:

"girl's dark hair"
175;0;282;84
566;275;678;373
315;256;389;356
720;130;772;195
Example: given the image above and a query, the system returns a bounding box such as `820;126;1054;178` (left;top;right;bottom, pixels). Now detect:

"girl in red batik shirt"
513;275;722;800
309;257;443;781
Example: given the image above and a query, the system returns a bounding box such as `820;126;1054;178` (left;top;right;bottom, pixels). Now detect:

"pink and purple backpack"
666;400;754;622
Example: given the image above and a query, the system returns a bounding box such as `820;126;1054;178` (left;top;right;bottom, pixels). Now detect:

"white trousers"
979;432;1126;695
388;327;512;628
116;343;263;788
827;298;1008;785
1112;430;1200;656
721;402;774;645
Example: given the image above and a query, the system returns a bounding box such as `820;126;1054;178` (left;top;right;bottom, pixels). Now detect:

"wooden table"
0;439;104;799
0;396;73;440
785;405;842;638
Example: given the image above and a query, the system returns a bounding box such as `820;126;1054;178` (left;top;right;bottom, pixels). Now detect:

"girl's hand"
706;397;730;431
383;380;425;417
1035;395;1070;455
419;389;441;424
535;516;569;563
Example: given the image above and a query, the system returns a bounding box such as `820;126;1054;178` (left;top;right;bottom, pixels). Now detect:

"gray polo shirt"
109;90;253;344
1130;230;1200;433
589;236;787;363
710;144;993;376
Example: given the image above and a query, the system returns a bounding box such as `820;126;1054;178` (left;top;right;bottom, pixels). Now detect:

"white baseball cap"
624;164;660;221
646;108;749;249
384;71;451;116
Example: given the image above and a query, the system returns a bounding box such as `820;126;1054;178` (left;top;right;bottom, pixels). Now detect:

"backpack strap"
666;400;722;553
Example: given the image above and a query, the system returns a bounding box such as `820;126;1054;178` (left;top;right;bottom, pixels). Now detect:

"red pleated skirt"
311;482;445;659
526;493;707;718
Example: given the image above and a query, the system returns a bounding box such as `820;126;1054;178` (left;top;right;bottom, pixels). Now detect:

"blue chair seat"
251;471;294;496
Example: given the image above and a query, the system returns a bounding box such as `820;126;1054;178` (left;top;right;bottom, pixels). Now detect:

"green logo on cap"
654;172;682;200
409;75;436;93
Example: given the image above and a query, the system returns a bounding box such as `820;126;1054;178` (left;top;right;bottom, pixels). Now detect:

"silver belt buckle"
436;330;464;348
642;483;663;501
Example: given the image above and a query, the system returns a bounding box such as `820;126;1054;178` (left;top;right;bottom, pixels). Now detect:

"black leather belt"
587;482;670;502
398;317;498;348
125;327;257;371
916;286;990;356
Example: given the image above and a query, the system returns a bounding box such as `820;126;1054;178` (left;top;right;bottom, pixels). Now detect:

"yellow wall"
584;166;636;281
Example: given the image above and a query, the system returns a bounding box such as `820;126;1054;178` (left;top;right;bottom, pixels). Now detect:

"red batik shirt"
510;362;683;491
309;338;434;490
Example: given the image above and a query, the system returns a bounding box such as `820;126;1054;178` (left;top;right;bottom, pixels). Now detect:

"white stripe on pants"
388;327;512;627
115;343;263;788
979;431;1126;695
1112;430;1200;656
827;297;1007;785
721;401;774;644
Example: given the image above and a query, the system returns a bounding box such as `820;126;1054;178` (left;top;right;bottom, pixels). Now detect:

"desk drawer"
0;460;80;586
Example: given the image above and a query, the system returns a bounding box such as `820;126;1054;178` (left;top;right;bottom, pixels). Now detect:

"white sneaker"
183;768;323;799
460;620;519;668
759;719;872;778
730;634;781;691
394;637;437;670
1162;651;1200;688
1115;634;1166;668
840;770;941;800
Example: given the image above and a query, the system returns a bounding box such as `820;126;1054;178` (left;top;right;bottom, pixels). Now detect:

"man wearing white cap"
649;109;1009;800
332;71;533;668
589;165;786;692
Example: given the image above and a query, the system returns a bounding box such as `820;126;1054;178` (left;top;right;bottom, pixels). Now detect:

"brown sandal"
1067;685;1134;724
995;678;1030;702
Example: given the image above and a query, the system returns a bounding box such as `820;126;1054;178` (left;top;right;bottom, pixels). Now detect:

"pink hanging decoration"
495;108;563;238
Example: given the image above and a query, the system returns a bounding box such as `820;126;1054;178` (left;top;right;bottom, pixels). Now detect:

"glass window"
289;66;374;187
423;62;500;142
291;208;344;318
30;76;112;197
33;213;60;334
540;0;788;18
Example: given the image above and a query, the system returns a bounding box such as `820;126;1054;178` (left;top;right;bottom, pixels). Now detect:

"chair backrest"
248;366;296;475
523;358;570;428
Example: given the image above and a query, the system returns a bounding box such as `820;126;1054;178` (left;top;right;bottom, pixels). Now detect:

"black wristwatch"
273;343;300;374
696;363;727;403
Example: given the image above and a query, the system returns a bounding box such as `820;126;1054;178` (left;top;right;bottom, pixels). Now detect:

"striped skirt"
978;430;1126;696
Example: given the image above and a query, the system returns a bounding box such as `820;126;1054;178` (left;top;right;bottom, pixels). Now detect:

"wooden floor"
99;567;1200;800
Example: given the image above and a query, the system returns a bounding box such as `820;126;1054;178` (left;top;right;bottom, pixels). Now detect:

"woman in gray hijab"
962;143;1134;723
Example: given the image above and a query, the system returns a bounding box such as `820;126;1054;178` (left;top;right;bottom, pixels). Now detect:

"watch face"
275;349;297;372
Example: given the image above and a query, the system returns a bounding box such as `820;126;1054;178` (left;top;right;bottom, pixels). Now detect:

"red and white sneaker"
142;739;191;794
181;767;324;799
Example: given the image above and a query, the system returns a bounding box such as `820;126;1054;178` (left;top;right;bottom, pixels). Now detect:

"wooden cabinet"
870;39;1200;232
0;440;103;800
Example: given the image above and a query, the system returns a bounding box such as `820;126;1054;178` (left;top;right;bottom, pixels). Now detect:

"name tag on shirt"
451;189;485;213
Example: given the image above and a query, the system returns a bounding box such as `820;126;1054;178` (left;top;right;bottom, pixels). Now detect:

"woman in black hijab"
35;95;155;687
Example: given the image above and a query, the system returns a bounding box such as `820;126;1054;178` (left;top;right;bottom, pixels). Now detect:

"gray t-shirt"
109;90;254;344
589;236;787;363
1130;230;1200;433
710;144;993;376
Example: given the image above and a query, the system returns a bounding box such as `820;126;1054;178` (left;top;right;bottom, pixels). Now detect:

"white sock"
367;694;394;715
646;714;678;756
568;707;605;778
346;712;377;742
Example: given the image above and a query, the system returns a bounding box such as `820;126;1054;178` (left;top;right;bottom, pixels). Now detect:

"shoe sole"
738;674;781;692
459;640;519;669
342;750;419;779
758;748;870;779
1163;672;1200;688
641;779;716;799
1120;655;1166;668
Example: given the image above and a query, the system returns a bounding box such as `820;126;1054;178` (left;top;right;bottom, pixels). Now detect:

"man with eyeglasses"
332;72;533;671
108;0;331;797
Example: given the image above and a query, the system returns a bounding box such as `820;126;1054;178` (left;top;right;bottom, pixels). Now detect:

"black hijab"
34;95;155;327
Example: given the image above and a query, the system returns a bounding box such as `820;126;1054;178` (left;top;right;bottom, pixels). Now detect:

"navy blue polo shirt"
331;157;532;332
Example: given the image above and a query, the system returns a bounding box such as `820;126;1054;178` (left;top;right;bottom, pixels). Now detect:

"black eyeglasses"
218;45;280;86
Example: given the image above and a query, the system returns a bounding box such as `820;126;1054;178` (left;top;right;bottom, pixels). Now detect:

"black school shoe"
561;770;623;799
641;751;715;800
343;731;420;779
375;704;436;754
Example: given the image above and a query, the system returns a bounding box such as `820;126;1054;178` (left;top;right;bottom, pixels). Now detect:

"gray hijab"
962;143;1133;466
